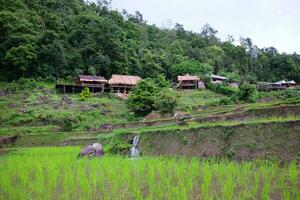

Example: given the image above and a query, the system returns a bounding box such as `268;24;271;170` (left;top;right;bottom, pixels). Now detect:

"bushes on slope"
127;75;179;115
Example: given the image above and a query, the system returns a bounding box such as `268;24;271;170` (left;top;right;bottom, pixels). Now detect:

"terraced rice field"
0;147;299;200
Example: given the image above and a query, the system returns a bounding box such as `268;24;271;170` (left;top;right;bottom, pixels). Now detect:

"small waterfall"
130;136;140;159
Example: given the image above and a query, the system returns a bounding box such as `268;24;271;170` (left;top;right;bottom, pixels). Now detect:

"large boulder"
77;143;104;158
61;96;72;106
174;112;191;125
145;111;172;120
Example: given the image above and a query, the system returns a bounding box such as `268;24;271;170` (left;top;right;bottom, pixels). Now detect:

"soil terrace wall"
4;121;300;162
139;121;300;162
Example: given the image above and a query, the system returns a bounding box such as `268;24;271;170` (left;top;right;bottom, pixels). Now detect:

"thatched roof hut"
286;80;296;85
176;74;200;89
177;74;199;82
108;74;141;93
76;75;107;85
211;75;228;84
273;80;296;89
108;74;141;86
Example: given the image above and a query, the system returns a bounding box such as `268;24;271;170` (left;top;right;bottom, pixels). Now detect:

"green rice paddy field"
0;147;299;200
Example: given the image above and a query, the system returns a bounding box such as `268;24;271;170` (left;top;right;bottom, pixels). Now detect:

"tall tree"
239;37;258;73
201;23;218;37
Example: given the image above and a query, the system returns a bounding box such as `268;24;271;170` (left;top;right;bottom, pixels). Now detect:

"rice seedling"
0;147;299;200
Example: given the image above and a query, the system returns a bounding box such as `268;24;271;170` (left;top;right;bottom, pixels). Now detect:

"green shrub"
6;78;38;92
98;98;109;107
218;97;232;105
127;112;136;121
229;93;239;103
223;127;234;145
206;82;237;96
181;136;189;145
258;90;300;99
127;76;170;115
36;113;54;125
152;74;170;88
154;88;179;114
60;118;73;132
127;79;158;115
80;87;92;100
279;90;300;99
60;116;79;132
207;100;220;107
238;83;257;102
106;143;132;155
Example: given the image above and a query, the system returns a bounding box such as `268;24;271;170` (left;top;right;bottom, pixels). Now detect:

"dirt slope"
140;121;300;162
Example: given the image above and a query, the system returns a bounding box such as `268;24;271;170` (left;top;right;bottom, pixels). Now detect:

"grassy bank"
0;147;299;200
0;82;226;135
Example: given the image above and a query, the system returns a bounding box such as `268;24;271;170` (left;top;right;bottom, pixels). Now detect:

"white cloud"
111;0;300;53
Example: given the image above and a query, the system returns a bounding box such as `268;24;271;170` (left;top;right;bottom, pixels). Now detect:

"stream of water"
130;136;140;159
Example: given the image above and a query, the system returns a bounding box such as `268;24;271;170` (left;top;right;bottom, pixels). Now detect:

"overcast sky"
110;0;300;53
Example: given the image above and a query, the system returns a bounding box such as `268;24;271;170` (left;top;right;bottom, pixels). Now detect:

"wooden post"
63;85;65;94
72;86;74;94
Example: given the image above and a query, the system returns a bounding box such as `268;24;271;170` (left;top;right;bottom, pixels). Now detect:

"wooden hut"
211;75;228;84
76;75;107;86
76;75;107;92
257;81;285;91
56;75;107;93
176;74;200;90
108;74;141;93
285;80;296;89
272;80;297;89
271;80;288;90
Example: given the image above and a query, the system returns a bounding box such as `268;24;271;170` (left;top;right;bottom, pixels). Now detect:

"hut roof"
211;75;228;80
108;74;141;86
273;80;296;85
78;75;107;83
177;74;199;81
273;80;286;85
286;80;296;84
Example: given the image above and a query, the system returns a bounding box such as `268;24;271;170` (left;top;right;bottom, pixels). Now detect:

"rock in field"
77;143;104;158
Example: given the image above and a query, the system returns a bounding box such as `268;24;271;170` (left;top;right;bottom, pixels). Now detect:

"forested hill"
1;0;300;82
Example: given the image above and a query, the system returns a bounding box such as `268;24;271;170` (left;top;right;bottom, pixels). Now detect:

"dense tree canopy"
127;75;177;115
1;0;300;83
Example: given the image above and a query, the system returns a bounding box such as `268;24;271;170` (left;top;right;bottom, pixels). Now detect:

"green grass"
1;82;300;139
98;115;300;139
0;147;299;200
177;89;225;110
0;84;231;136
0;82;139;135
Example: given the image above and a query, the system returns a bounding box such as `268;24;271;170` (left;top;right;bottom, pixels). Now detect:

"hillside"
1;81;300;162
1;1;300;199
1;0;300;83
